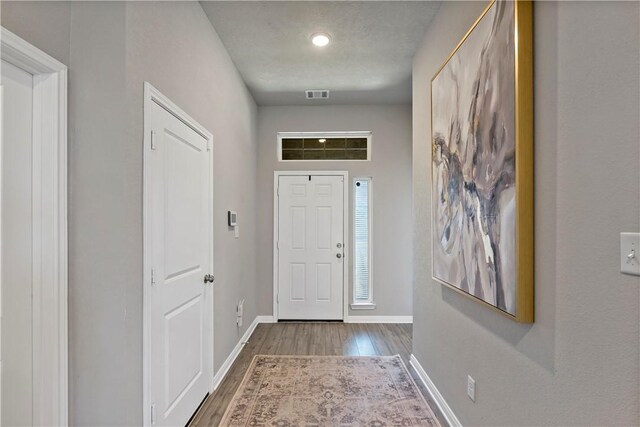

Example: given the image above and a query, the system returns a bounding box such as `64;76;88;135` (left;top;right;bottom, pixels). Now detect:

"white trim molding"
212;317;259;390
1;27;68;426
349;303;377;310
210;316;274;391
345;315;413;324
410;354;462;427
142;82;215;427
273;171;350;322
0;75;3;427
255;315;276;323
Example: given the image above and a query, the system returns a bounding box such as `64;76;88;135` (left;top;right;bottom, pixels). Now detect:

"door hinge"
150;130;157;150
277;186;280;196
207;139;211;152
150;403;156;425
276;240;279;250
151;269;156;286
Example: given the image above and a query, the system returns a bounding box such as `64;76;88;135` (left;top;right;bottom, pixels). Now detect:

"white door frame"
0;27;68;425
273;171;349;322
142;82;214;426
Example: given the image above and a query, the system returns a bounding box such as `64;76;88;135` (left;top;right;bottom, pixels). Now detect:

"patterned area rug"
219;355;441;426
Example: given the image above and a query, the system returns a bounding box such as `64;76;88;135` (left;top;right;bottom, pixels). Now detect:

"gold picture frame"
430;0;533;323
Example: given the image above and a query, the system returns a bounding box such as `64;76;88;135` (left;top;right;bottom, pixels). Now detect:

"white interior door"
147;99;213;426
277;175;345;320
1;59;34;426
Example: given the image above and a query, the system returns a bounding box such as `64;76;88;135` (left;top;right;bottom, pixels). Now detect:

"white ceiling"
200;1;441;105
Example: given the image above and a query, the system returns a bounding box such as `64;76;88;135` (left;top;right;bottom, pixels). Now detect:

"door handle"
336;253;342;259
204;274;215;284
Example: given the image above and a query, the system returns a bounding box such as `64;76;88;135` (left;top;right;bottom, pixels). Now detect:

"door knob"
204;274;215;284
336;253;342;259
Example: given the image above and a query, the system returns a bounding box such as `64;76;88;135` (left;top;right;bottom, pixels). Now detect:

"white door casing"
143;83;214;427
1;59;34;427
275;173;347;320
0;77;3;427
0;27;68;426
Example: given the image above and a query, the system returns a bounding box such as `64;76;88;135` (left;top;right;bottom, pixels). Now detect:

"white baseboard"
211;316;259;390
345;315;413;324
211;315;276;391
410;354;462;427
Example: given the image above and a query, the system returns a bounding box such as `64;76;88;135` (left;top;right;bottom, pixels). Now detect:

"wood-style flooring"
190;322;447;427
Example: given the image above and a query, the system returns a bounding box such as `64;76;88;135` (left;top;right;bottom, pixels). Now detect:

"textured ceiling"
200;1;441;105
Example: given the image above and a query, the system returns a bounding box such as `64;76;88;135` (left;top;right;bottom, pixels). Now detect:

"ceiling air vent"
305;89;330;100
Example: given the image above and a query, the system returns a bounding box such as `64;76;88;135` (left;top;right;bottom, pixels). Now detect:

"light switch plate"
620;232;640;276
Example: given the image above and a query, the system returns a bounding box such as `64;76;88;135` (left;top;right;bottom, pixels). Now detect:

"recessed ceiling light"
319;138;327;143
311;33;331;47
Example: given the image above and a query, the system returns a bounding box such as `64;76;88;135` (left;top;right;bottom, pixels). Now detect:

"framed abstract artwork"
431;0;534;322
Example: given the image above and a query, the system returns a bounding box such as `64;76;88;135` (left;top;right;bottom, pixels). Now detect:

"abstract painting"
431;0;533;322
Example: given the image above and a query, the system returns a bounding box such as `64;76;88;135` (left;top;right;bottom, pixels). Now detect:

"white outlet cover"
620;232;640;276
467;375;476;402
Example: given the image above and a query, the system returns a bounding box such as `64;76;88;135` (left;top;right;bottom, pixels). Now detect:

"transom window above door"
278;132;371;161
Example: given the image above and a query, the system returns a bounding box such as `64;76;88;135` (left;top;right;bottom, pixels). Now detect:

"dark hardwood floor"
190;322;447;426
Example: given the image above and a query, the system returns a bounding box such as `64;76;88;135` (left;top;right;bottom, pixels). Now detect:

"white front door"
147;99;213;426
277;175;345;320
1;59;34;427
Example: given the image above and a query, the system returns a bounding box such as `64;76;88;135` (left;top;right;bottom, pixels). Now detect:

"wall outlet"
236;299;245;328
620;232;640;276
467;375;476;402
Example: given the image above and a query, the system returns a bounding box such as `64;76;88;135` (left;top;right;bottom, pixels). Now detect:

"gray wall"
1;1;70;65
257;105;413;318
412;1;640;425
2;2;259;425
67;4;134;424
